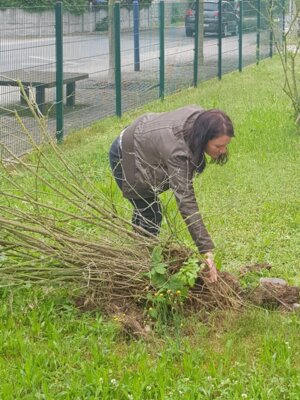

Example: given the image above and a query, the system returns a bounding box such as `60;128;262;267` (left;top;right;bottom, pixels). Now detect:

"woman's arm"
167;154;214;253
167;154;218;282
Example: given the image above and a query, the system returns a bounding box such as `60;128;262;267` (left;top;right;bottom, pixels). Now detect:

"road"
0;26;265;77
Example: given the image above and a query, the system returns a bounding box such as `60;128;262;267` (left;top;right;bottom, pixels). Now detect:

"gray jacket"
121;105;214;253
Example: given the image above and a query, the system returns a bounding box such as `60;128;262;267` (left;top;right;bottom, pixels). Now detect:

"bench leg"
20;87;30;106
36;86;46;114
66;82;75;106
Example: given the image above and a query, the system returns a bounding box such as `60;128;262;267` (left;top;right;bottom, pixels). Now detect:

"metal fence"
0;0;285;157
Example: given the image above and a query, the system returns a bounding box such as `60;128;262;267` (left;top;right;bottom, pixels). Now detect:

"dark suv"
185;0;238;37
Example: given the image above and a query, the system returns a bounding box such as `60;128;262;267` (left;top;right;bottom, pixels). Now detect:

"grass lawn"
0;56;300;399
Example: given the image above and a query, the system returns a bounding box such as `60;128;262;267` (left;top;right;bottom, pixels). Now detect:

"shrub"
95;16;108;32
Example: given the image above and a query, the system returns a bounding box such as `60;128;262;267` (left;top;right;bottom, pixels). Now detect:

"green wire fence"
0;0;286;157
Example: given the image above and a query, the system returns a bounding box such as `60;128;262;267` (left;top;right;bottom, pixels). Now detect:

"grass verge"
0;56;299;399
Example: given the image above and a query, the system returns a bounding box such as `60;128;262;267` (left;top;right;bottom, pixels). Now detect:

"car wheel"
185;27;193;37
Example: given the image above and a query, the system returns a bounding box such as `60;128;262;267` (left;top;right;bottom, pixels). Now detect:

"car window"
227;4;235;12
223;2;235;13
204;3;218;11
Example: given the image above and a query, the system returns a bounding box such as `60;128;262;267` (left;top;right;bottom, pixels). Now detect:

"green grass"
1;289;300;399
0;56;300;398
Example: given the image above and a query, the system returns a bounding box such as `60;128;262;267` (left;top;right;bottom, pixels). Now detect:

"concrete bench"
0;69;89;114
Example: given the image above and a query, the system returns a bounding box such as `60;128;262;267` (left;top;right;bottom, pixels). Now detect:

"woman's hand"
203;252;218;283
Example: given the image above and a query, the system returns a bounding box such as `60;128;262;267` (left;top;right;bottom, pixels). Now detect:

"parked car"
185;0;239;37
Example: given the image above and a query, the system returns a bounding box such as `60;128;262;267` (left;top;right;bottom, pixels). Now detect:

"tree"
271;0;300;124
0;0;87;14
248;0;300;125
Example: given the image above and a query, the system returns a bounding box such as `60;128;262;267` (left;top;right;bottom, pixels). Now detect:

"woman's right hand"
203;252;218;283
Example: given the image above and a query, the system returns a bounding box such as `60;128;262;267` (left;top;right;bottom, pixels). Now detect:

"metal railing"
0;0;285;157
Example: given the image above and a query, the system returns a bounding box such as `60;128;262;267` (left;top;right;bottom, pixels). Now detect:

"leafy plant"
146;246;202;325
272;5;300;124
0;0;87;15
95;16;108;32
120;0;153;11
170;4;181;24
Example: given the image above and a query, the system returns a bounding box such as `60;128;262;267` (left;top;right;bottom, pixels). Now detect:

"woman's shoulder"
139;105;203;121
174;105;204;114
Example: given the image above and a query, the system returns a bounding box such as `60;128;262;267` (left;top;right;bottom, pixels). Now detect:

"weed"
145;245;202;328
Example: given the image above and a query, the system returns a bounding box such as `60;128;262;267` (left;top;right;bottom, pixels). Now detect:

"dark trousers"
109;136;162;236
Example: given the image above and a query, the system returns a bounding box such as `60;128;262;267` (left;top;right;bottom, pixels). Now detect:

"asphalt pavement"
1;27;261;75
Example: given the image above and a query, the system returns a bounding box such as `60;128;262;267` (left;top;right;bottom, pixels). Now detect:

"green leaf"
188;276;196;287
153;263;167;275
150;273;167;288
151;246;163;264
167;276;185;291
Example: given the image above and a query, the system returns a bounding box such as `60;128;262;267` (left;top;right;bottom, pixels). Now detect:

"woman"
109;105;234;282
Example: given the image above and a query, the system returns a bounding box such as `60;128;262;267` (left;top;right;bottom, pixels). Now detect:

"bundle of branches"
187;270;243;312
0;88;159;305
0;86;243;316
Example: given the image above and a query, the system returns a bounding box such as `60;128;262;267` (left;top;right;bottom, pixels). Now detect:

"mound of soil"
75;261;300;338
239;262;272;276
248;277;300;309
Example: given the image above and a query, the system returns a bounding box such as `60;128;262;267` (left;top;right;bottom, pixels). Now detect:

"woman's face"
204;134;232;160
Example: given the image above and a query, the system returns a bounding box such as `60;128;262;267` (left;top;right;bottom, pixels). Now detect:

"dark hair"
185;109;234;172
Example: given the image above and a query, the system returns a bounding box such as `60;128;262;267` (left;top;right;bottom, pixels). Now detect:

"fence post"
193;0;199;87
256;0;261;64
114;1;122;117
218;0;222;80
269;0;273;58
238;0;243;72
133;0;140;71
55;1;64;143
159;0;165;99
